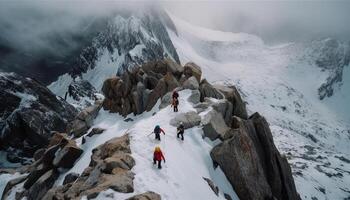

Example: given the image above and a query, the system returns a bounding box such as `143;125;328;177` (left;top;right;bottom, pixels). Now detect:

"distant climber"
172;97;179;112
153;146;166;169
153;125;166;141
172;90;179;99
177;122;185;140
171;90;180;112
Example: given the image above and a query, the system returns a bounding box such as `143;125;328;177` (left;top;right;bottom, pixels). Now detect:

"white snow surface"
55;90;238;200
167;13;350;200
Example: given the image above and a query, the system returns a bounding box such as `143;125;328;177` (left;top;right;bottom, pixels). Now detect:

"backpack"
172;91;179;99
154;126;160;134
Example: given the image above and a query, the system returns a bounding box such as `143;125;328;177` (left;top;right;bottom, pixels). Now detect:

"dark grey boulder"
63;172;80;185
0;73;77;154
199;79;224;101
210;112;300;200
169;111;201;129
187;90;201;105
27;169;59;200
126;191;161;200
214;84;248;119
183;76;199;90
202;110;231;141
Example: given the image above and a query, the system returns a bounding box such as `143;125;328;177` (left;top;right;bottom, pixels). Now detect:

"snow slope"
54;90;238;200
167;13;350;200
48;11;179;100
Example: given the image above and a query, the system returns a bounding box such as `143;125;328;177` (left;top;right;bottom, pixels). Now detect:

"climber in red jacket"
153;146;166;169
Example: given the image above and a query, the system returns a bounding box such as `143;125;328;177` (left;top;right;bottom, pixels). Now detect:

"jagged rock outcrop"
67;79;97;102
63;172;79;185
43;134;135;200
183;62;202;83
214;84;248;119
67;100;103;138
126;191;161;200
1;133;83;200
199;79;224;101
210;113;300;200
0;72;77;157
202;110;231;141
183;76;199;90
203;177;219;196
169;111;201;129
102;60;202;117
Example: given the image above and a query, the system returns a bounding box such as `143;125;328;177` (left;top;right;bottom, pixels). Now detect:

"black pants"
173;105;178;112
153;158;162;169
177;131;184;140
155;133;161;141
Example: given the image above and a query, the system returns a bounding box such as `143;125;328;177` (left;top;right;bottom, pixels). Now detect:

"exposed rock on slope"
1;133;83;200
210;113;300;200
0;72;77;156
67;100;103;138
66;79;97;102
102;59;200;117
43;134;135;200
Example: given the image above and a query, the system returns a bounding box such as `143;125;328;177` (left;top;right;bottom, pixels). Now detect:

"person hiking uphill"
153;125;165;141
172;97;179;112
153;146;166;169
172;90;179;112
177;122;185;140
172;90;179;99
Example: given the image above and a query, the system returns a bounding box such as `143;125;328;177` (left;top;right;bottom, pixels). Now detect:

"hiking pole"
147;132;154;137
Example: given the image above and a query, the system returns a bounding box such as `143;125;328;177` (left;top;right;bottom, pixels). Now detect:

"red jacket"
154;150;165;161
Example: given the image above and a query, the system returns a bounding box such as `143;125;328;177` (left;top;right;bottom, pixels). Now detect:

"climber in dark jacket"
172;97;179;112
172;90;179;99
153;146;166;169
177;122;185;140
153;125;165;141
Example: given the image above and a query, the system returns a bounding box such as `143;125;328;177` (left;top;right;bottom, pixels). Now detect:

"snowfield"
167;13;350;200
54;90;238;200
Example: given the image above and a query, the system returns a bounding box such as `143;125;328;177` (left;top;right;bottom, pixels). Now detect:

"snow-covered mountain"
1;5;349;200
48;9;179;106
166;13;350;200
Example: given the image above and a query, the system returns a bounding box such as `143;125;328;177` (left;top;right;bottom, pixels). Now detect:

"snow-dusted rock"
126;191;161;200
0;72;77;157
213;84;248;119
187;89;201;104
211;112;300;200
183;76;199;90
43;134;135;199
67;79;97;102
169;111;201;129
199;79;224;101
203;177;219;196
27;169;59;200
211;99;233;126
184;62;202;83
63;172;79;185
68;101;102;138
102;60;183;116
202;110;231;141
146;72;179;111
159;91;172;109
53;143;83;169
86;127;105;138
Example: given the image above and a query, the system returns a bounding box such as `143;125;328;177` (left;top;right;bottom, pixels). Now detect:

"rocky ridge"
101;59;300;200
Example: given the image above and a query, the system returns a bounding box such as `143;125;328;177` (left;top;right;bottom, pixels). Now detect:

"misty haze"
0;1;349;200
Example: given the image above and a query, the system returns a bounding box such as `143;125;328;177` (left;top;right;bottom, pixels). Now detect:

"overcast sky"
163;1;350;43
0;0;349;49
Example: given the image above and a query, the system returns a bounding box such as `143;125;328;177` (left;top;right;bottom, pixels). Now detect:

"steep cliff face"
0;73;77;157
48;9;179;102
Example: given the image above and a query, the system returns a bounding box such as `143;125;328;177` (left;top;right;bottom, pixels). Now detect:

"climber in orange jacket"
153;146;166;169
